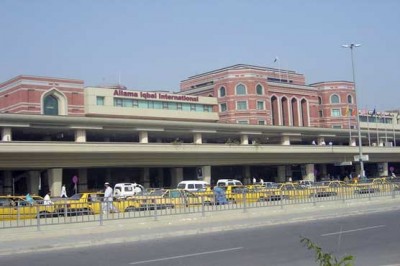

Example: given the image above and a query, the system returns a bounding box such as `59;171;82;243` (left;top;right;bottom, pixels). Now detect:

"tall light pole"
342;43;365;178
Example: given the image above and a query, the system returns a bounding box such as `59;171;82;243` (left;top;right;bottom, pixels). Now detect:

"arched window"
235;84;246;95
256;84;263;95
318;97;322;105
347;95;353;103
43;95;59;115
330;94;340;104
219;87;226;97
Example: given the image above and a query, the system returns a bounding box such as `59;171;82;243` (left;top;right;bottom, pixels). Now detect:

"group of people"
312;140;333;146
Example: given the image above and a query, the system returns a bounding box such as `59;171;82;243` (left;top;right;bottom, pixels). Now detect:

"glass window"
319;110;323;117
330;94;340;104
258;120;265;125
332;125;342;129
190;104;196;111
43;95;58;115
147;101;154;109
237;101;247;110
256;84;263;95
123;99;133;107
220;103;227;112
114;98;123;107
331;109;341;117
347;95;352;103
203;105;212;112
177;103;182;110
219;86;226;97
257;101;264;110
238;120;249;124
236;84;246;95
96;96;105;106
318;97;322;105
169;103;177;110
132;100;138;107
162;102;169;109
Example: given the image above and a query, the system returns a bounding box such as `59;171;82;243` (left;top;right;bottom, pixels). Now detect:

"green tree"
300;237;355;266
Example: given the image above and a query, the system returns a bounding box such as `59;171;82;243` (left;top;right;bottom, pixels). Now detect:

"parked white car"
216;179;243;187
114;183;145;198
177;180;209;192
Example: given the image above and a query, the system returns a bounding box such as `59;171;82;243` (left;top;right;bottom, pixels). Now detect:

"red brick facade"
0;75;84;116
180;64;357;128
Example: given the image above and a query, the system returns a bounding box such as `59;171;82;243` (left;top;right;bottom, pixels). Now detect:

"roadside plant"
300;237;355;266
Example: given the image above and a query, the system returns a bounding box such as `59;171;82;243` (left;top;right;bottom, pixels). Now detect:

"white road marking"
129;247;243;265
321;225;386;237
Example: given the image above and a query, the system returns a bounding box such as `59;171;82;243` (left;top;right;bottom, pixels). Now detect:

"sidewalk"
1;196;400;256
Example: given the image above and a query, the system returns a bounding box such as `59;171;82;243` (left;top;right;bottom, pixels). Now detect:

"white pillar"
170;168;183;188
378;137;385;147
27;171;40;195
193;133;202;144
48;168;62;197
378;162;388;177
241;134;249;145
350;137;357;146
304;164;315;181
201;166;211;184
78;168;88;192
75;129;86;143
139;131;148;144
1;127;12;141
281;136;290;145
277;166;286;182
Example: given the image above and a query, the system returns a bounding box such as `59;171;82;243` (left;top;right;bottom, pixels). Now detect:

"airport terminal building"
1;65;399;197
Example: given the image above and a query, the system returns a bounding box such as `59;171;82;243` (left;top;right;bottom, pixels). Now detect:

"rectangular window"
123;99;133;107
257;101;264;110
96;96;105;106
332;125;342;129
220;103;227;112
331;109;341;117
162;102;169;109
237;120;249;124
237;101;247;110
132;100;139;107
203;105;212;112
177;103;183;110
147;101;154;109
319;110;323;117
190;104;196;111
258;120;265;125
114;98;123;107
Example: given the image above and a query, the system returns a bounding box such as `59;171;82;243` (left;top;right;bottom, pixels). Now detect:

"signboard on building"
113;89;199;102
353;155;369;162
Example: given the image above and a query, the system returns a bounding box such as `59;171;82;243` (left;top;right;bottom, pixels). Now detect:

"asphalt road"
1;209;400;266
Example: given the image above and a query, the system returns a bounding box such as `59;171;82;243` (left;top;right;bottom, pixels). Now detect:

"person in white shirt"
60;184;68;198
103;182;117;214
43;191;53;205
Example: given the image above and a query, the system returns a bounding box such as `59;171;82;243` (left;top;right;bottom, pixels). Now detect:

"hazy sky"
1;0;399;110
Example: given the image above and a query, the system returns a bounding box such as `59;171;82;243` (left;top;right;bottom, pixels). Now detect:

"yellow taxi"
133;189;213;210
0;195;54;221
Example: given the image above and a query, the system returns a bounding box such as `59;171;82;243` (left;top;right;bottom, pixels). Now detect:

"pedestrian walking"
60;184;68;198
43;191;53;205
103;182;117;214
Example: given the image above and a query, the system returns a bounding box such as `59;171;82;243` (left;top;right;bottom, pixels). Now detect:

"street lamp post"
342;43;365;178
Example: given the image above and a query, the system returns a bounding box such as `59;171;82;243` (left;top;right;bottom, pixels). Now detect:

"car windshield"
69;194;84;200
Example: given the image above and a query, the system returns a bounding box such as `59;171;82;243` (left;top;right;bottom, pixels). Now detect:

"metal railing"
1;184;399;230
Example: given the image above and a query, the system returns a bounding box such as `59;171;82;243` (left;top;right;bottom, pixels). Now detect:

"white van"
114;183;145;198
216;179;243;187
177;181;209;192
